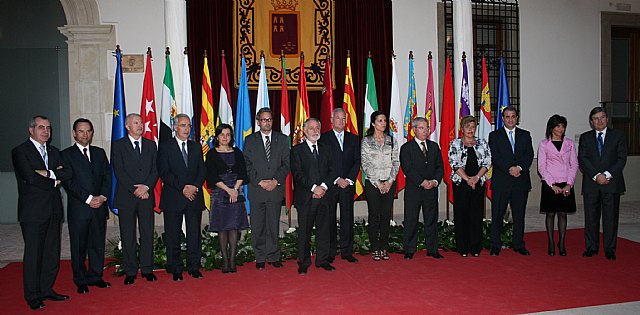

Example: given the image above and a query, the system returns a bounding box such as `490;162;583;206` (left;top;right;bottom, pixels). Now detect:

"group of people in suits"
12;104;627;309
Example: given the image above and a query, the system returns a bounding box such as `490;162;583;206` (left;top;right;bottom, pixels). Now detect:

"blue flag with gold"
110;48;127;215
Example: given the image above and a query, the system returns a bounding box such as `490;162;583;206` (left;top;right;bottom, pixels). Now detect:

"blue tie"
509;130;515;154
597;132;604;156
134;140;141;158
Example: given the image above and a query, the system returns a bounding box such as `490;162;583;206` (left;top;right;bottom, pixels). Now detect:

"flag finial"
116;45;121;53
203;49;208;58
260;50;265;59
184;47;188;55
301;51;305;59
220;49;224;58
280;50;285;61
165;47;170;56
462;51;466;60
347;50;351;58
368;51;372;59
147;47;152;58
409;51;414;59
428;51;432;60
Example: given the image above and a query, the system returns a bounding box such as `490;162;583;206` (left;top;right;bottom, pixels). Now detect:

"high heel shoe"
372;251;381;261
558;242;567;256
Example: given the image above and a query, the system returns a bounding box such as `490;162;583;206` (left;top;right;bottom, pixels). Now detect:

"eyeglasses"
258;118;273;122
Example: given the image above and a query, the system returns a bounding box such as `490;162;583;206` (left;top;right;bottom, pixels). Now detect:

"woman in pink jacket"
537;115;578;256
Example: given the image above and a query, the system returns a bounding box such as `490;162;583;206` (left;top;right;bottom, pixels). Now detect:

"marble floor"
2;201;639;314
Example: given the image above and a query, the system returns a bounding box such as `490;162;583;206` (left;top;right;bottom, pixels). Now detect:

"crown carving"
271;0;298;11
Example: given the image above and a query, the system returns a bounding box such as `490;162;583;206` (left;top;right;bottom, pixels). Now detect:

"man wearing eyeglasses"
243;108;290;270
578;107;627;261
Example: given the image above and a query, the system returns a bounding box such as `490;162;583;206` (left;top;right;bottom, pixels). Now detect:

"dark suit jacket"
110;137;158;209
158;139;206;211
61;145;111;220
319;130;361;192
578;128;627;194
290;141;337;206
243;131;290;202
12;140;72;223
489;127;534;191
399;139;444;200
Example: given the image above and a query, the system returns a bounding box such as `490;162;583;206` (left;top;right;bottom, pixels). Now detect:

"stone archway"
58;0;115;149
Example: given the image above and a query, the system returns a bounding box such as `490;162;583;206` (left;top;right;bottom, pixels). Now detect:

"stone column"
58;25;115;151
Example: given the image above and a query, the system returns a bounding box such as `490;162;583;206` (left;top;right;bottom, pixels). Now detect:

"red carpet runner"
1;229;639;314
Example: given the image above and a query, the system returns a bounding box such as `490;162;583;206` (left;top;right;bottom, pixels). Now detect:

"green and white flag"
160;52;176;142
363;56;379;135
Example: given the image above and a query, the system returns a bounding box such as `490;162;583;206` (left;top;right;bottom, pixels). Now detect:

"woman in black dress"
206;124;249;273
448;116;491;257
537;115;578;256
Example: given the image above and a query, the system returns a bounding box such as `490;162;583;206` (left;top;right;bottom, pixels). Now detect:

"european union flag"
110;47;127;215
235;56;252;214
495;57;510;129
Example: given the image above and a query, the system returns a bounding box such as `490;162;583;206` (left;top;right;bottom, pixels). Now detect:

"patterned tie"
39;145;48;169
265;136;271;161
312;144;319;160
338;132;344;151
134;140;141;158
181;141;189;167
83;147;90;162
509;130;515;154
597;132;604;157
421;141;428;159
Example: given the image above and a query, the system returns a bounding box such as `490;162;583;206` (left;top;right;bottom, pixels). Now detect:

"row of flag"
109;45;512;215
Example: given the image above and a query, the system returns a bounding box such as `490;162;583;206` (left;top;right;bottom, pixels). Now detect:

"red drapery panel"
186;0;393;137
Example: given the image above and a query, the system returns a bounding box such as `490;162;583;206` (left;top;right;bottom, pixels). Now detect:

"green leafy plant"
105;219;513;275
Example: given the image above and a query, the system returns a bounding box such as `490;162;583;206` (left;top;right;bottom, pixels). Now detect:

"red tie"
83;147;90;162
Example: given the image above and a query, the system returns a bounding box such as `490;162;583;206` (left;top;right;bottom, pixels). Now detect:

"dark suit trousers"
453;183;485;255
403;193;439;254
163;207;202;273
20;218;61;302
249;200;281;262
328;186;356;257
365;181;396;251
119;201;155;276
296;199;330;267
68;210;106;285
583;191;620;254
491;189;529;249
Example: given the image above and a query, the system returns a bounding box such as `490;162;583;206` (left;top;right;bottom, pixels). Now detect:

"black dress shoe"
327;256;335;263
88;279;111;288
142;273;157;282
427;251;444;259
472;253;480;257
77;284;89;294
404;253;414;260
188;270;203;278
606;252;616;260
514;247;531;256
268;261;284;268
317;263;336;271
28;300;45;310
582;249;598;257
44;291;69;301
341;255;359;263
298;265;308;275
490;248;500;256
548;250;555;256
460;253;468;257
172;272;183;281
124;275;135;285
256;262;265;270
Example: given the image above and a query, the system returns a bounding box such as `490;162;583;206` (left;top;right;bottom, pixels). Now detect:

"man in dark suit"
111;113;159;285
158;114;206;280
488;106;534;256
243;108;290;270
291;118;338;274
61;118;111;294
400;117;445;260
578;107;627;260
319;108;360;263
12;115;72;310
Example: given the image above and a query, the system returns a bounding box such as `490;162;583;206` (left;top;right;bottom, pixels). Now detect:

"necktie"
338;133;344;151
509;130;515;154
421;141;428;159
134;140;141;158
265;136;271;161
39;145;48;169
312;144;318;160
83;147;90;162
181;142;189;167
597;132;604;156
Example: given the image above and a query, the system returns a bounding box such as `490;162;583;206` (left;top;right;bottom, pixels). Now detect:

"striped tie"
265;136;271;161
